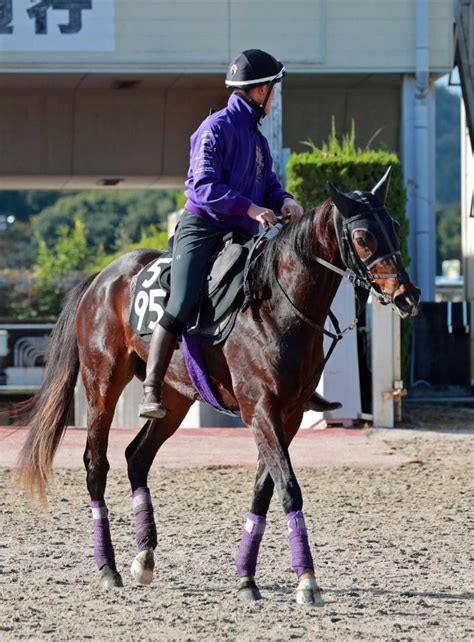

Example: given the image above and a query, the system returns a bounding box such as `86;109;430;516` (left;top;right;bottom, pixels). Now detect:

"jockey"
139;49;336;419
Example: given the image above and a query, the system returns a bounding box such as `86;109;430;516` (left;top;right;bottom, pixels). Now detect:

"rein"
273;272;358;375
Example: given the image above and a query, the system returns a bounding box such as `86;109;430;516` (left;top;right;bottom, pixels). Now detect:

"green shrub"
12;219;93;318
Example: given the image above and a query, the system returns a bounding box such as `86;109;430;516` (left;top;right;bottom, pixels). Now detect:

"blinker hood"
327;168;402;277
333;206;401;275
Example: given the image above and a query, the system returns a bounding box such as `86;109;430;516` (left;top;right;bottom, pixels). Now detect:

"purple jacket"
184;93;293;236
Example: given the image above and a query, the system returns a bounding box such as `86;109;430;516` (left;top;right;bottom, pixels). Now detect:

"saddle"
129;231;259;345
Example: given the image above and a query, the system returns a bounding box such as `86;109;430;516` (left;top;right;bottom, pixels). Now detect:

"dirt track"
0;422;473;640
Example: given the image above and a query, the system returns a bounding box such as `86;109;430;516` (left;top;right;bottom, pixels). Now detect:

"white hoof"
131;548;155;585
295;575;324;606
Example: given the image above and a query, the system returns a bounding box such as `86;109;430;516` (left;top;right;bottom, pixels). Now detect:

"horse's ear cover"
327;182;352;219
371;166;392;205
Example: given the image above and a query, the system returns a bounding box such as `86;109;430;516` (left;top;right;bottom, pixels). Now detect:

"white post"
260;83;283;183
371;299;395;428
401;75;417;281
392;314;403;423
414;0;436;301
300;279;361;428
461;100;474;383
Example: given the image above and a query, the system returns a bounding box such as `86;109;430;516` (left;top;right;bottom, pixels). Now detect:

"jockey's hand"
281;198;304;220
247;203;277;229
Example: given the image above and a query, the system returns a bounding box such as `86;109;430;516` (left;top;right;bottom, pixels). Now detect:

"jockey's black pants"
159;210;225;335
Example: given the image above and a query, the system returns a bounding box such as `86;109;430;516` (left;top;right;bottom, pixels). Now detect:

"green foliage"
0;220;37;270
175;191;187;210
0;191;62;222
0;189;179;318
32;189;179;255
87;227;168;272
302;117;358;157
436;203;461;273
35;219;90;280
15;219;94;318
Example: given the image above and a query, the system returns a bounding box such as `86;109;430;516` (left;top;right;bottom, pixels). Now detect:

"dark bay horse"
17;172;420;604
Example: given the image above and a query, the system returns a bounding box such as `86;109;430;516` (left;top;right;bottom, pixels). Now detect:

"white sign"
0;0;115;51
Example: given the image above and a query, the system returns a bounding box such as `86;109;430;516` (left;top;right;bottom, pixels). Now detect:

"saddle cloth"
129;233;254;346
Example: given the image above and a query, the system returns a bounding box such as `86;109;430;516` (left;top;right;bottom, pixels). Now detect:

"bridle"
316;204;410;307
242;204;410;376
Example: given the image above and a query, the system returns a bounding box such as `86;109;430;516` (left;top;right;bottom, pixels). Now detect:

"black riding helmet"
225;49;286;118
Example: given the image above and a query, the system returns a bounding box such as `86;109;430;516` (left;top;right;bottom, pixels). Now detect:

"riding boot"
303;391;342;413
138;325;178;419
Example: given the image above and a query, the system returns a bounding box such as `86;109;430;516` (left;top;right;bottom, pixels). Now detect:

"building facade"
0;0;455;297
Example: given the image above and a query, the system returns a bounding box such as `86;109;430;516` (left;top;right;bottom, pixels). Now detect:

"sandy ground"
0;410;473;640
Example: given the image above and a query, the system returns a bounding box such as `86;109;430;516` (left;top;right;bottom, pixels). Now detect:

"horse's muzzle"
393;284;421;318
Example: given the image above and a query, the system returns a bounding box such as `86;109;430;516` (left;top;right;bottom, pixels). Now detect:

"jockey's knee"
159;312;186;336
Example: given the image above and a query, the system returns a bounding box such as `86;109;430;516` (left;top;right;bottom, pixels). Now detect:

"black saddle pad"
129;251;173;337
129;235;254;345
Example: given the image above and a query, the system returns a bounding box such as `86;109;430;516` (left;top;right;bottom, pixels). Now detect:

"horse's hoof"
295;575;324;606
100;565;123;589
238;576;262;602
131;548;155;585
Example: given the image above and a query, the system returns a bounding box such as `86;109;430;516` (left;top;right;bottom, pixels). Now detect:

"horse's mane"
250;198;335;292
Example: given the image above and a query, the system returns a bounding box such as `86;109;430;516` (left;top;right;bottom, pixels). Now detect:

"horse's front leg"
235;456;272;601
240;399;322;605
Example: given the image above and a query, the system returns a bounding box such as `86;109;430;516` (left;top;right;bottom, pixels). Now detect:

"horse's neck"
275;214;343;327
276;252;342;328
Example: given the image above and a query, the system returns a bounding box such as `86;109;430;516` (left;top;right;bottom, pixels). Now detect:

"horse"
16;170;420;605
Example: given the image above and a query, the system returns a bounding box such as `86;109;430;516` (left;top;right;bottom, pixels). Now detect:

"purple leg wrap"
235;513;266;577
287;511;314;577
90;500;116;570
132;487;157;551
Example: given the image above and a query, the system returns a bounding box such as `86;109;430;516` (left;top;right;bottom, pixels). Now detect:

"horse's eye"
356;237;367;248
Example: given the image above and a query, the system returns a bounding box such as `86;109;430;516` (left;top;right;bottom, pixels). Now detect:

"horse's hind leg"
125;386;192;585
81;352;134;589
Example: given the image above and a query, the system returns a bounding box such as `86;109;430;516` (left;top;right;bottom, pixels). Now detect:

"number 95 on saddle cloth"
129;236;252;346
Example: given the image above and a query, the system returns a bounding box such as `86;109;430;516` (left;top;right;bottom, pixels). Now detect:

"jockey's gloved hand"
247;203;277;229
282;198;304;220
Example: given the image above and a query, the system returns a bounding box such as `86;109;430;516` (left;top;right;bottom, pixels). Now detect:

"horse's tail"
16;273;98;505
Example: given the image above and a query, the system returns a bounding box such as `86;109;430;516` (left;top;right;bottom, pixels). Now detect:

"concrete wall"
0;0;451;189
0;0;453;73
283;73;401;153
0;73;401;189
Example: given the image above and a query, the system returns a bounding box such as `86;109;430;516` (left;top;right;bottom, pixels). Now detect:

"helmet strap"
233;89;266;122
233;84;275;125
260;82;276;117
